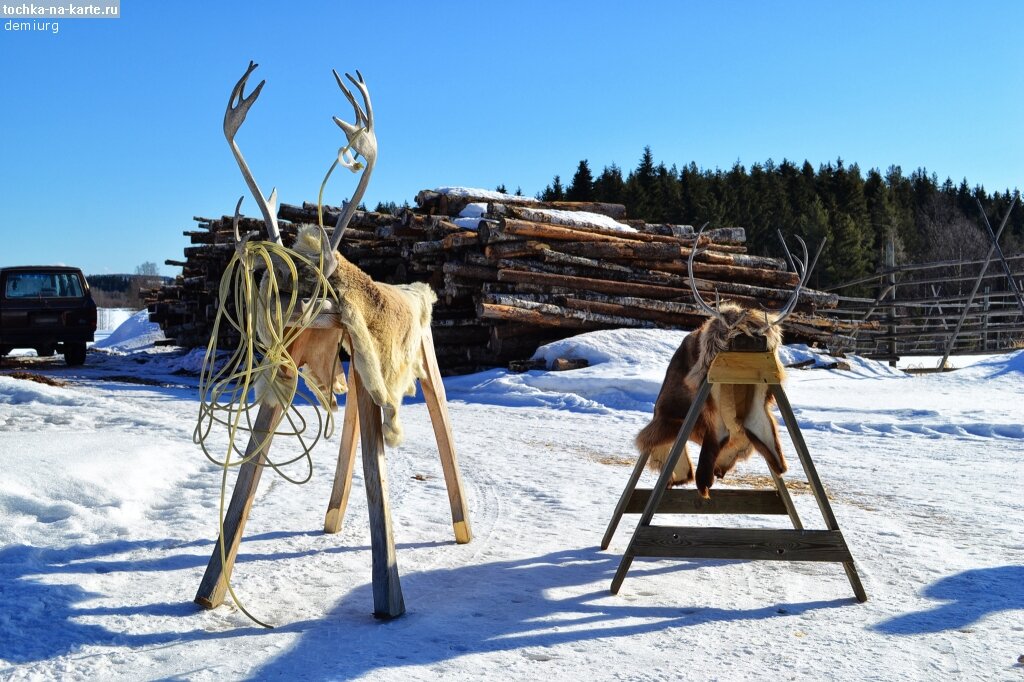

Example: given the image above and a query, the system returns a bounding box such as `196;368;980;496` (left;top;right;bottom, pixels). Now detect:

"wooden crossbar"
632;527;852;562
622;488;789;515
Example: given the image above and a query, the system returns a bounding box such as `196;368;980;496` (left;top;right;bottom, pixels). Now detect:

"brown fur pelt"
635;302;787;497
282;225;436;447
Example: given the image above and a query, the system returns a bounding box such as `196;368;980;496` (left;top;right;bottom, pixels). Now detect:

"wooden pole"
357;378;406;619
195;402;283;609
324;362;361;534
419;329;473;544
601;450;650;550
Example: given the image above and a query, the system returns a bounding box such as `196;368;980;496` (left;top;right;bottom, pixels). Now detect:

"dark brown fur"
636;302;786;497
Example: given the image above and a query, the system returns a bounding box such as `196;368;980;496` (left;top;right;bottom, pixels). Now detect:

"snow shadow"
872;565;1024;635
0;538;219;664
252;547;851;680
0;532;443;664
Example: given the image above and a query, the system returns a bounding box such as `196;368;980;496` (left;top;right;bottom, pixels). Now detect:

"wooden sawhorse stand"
194;328;471;619
602;349;866;602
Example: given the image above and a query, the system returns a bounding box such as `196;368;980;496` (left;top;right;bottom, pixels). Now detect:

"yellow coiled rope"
193;152;356;628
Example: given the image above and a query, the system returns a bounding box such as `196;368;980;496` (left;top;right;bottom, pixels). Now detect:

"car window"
4;272;85;298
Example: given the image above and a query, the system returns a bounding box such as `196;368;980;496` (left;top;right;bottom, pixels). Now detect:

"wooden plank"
771;469;804;530
357;381;406;618
623;488;789;515
707;352;784;385
419;329;472;544
601;451;649;550
632;527;853;562
195;402;283;609
323;362;361;534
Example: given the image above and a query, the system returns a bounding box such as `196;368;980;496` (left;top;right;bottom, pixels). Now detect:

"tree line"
534;148;1022;294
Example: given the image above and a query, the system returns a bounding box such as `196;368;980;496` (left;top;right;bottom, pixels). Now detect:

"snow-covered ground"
1;314;1022;681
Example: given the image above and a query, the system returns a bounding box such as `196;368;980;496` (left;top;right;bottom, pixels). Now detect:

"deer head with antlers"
224;62;436;446
635;227;824;498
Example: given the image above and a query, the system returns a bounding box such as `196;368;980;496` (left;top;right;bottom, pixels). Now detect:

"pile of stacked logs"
149;188;862;373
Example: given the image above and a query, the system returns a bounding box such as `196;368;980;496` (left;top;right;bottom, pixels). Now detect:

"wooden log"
500;205;634;232
484;240;551;260
490;200;628;220
481;296;656;329
442;261;499;281
548;240;786;271
484;218;636;244
478;303;596;329
560;297;706;328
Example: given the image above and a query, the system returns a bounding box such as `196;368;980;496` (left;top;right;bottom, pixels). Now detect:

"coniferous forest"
531;148;1022;294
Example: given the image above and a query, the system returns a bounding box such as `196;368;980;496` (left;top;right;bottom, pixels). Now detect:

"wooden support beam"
324;362;361;534
419;329;472;544
622;488;789;515
357;379;406;619
631;527;852;562
195;402;283;609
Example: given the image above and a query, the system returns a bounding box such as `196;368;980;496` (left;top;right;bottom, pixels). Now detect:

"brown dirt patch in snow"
3;371;68;387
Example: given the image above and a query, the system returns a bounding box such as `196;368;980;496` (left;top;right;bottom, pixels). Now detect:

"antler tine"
348;70;373;127
232;196;245;244
332;69;367;128
224;61;281;245
775;229;797;273
687;222;722;318
774;234;826;324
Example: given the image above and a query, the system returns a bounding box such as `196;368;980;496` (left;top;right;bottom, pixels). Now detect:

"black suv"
0;266;97;366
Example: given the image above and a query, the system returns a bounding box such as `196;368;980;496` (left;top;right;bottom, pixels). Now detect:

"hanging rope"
193;170;346;628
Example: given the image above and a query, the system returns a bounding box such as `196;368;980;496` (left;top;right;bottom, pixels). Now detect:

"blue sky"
1;1;1021;276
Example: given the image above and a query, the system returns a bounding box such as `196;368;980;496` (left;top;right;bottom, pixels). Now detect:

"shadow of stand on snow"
0;535;853;675
872;565;1024;635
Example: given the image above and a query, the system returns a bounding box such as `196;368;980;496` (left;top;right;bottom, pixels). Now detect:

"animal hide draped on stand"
636;302;786;493
257;225;436;447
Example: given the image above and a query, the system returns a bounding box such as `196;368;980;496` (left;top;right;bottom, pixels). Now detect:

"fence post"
885;238;897;366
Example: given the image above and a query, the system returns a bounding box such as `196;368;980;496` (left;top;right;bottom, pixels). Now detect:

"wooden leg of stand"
195;402;283;609
611;380;712;594
324;362;361;534
357;381;406;619
419;330;472;544
770;469;804;530
601;450;649;550
770;385;868;603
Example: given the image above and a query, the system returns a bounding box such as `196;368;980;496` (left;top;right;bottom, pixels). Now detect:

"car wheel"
36;346;57;357
64;343;87;366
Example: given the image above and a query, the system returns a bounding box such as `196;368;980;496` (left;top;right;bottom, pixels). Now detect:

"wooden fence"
828;198;1023;367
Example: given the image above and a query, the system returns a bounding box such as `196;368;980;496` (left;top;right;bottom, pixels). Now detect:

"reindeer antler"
328;69;377;255
687;223;721;318
772;230;825;325
225;61;282;246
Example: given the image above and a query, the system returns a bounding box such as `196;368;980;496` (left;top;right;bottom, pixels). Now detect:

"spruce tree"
566;160;595;202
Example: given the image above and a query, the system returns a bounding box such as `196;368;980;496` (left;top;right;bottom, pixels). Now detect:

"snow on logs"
149;188;858;374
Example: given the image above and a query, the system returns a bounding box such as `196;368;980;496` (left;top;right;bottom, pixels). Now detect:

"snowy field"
1;311;1022;681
